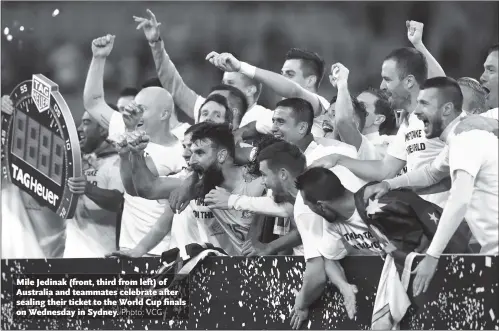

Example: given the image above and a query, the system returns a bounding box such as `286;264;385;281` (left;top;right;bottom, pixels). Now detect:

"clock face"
1;74;82;219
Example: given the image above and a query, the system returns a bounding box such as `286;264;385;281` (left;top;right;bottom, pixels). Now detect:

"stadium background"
2;1;498;124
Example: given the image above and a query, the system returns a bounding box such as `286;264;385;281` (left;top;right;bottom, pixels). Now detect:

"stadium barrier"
1;255;497;330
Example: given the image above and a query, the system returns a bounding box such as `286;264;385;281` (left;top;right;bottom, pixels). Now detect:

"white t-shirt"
482;107;498;120
171;122;191;142
319;209;388;260
64;153;123;258
294;140;367;261
448;130;498;254
387;112;448;207
193;96;272;128
255;94;330;138
108;112;186;255
358;135;384;161
189;169;265;256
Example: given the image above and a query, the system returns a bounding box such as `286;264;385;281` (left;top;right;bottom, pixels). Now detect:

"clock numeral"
59;207;66;218
66;139;71;151
20;84;27;94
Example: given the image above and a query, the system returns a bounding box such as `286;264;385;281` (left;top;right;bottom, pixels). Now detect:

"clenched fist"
92;34;115;58
406;20;424;46
127;131;150;154
329;63;349;88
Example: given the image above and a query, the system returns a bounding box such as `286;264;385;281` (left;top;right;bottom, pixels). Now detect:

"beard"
271;182;293;204
192;163;225;200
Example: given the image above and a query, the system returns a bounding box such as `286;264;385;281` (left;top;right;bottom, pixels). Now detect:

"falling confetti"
3;27;9;35
19;26;24;31
52;9;60;17
6;35;12;41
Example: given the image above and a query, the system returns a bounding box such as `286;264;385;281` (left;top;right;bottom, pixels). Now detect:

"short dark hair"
119;87;139;98
190;122;235;159
285;48;326;89
141;78;162;89
384;47;428;87
107;103;119;111
487;43;499;55
364;88;398;136
257;141;307;177
351;97;368;132
275;98;314;135
422;76;463;112
210;84;249;122
185;122;208;136
198;93;234;126
295;167;346;204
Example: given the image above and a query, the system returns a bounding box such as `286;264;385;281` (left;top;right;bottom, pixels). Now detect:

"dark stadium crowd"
1;9;498;330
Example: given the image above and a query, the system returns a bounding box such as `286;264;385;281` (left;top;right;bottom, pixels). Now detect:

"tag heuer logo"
31;75;51;113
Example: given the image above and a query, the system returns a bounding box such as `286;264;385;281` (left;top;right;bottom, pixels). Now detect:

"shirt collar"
364;131;380;141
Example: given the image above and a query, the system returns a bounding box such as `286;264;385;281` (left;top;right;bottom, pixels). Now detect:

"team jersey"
294;140;367;260
63;151;123;258
319;209;388;260
108;112;187;255
387;112;448;207
442;130;498;254
188;167;265;256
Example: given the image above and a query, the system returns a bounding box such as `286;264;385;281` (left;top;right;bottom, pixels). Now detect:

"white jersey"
387;112;448;207
171;122;191;142
255;94;330;138
189;168;265;256
64;152;123;258
1;184;45;258
447;130;498;254
294;140;367;260
319;209;389;260
358;135;384;161
108;112;187;255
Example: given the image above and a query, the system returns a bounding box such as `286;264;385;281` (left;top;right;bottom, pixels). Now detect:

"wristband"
239;62;256;79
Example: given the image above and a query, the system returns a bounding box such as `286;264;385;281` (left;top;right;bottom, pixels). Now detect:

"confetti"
6;35;12;41
52;9;60;17
19;26;24;31
485;256;491;267
3;27;9;35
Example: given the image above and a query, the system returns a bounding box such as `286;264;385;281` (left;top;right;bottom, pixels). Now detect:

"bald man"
84;35;186;256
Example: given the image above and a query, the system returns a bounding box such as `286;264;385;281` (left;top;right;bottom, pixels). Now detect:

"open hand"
134;9;161;43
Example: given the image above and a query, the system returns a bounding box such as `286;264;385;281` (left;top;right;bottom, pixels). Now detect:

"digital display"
1;74;82;219
11;110;65;185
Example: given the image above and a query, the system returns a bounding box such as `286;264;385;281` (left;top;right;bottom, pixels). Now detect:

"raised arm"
330;63;363;151
308;152;406;182
134;9;200;119
116;136;138;196
83;35;118;130
125;133;183;200
206;52;323;117
407;20;446;78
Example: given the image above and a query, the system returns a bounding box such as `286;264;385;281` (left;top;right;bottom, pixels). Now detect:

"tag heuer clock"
1;74;82;219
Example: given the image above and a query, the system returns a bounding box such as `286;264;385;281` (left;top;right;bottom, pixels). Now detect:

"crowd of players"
2;9;498;328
